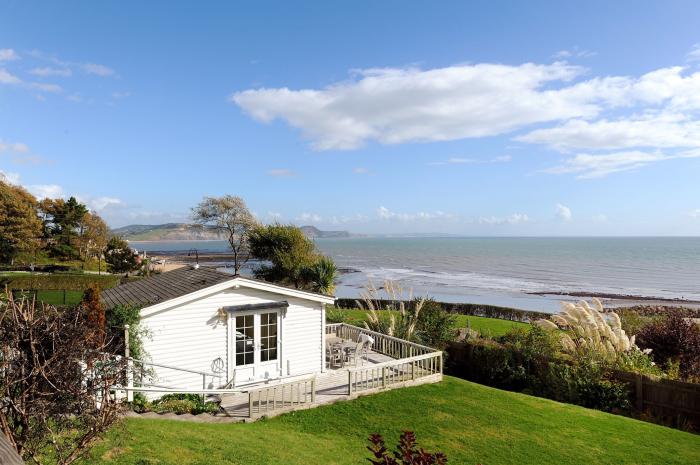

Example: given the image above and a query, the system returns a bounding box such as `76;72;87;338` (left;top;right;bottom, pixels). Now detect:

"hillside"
111;223;225;241
112;223;351;241
82;376;700;465
299;225;351;238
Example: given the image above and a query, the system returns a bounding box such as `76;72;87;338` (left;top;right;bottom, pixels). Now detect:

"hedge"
334;298;550;322
0;273;123;291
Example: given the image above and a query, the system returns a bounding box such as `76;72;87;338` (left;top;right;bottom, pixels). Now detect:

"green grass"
331;308;529;337
29;289;84;305
82;376;699;465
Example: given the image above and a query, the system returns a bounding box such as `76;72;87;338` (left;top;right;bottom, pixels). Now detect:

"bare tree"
0;295;126;465
192;195;259;274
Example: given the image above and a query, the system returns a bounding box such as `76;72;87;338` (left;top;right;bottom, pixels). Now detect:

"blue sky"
1;1;700;235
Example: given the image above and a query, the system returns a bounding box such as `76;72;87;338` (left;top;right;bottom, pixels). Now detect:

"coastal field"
330;307;528;337
81;376;700;465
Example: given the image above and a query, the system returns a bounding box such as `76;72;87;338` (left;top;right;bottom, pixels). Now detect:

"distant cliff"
112;223;351;241
299;225;351;238
111;223;225;241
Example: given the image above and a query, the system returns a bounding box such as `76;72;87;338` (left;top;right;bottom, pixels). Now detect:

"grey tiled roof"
101;267;235;310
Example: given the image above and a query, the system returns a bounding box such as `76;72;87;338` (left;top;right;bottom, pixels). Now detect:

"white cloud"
592;214;608;223
0;170;21;184
82;63;115;77
27;184;64;199
297;212;323;223
545;150;700;178
689;209;700;218
353;167;369;174
556;203;572;221
519;113;700;151
0;68;22;85
429;155;513;166
377;206;456;222
552;47;596;59
0;140;29;153
0;49;19;61
267;168;295;177
29;82;62;93
478;213;530;225
111;91;131;99
88;196;123;211
29;67;72;77
232;62;599;150
687;44;700;63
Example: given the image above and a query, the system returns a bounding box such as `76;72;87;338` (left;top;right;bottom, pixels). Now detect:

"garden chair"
326;342;343;368
358;333;374;362
346;341;365;366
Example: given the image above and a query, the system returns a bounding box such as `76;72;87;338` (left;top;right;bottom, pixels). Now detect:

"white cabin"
102;267;335;396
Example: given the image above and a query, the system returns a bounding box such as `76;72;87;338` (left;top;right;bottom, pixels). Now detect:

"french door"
231;310;280;383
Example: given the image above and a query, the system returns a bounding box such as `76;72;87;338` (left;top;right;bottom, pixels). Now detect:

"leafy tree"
76;212;109;262
248;223;318;287
191;195;258;274
0;294;125;465
104;236;139;274
38;196;89;260
0;179;42;264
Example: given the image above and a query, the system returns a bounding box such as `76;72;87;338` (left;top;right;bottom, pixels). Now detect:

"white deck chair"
358;333;375;362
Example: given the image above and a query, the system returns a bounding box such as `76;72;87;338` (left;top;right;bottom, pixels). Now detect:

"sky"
1;0;700;235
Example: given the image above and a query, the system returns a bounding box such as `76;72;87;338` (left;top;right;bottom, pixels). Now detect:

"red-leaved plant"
367;431;448;465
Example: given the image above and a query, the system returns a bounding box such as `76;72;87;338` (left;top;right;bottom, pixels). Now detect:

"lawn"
331;308;529;337
82;376;700;465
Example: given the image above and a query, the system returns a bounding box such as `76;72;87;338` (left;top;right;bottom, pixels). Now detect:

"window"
235;314;254;366
260;312;278;362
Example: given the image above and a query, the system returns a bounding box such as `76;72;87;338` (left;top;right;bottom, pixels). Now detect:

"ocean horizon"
129;236;700;313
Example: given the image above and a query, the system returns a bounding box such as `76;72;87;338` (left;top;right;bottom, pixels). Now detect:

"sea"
128;237;700;313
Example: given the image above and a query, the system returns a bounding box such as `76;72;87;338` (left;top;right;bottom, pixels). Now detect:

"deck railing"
246;376;316;417
326;323;437;359
347;351;442;394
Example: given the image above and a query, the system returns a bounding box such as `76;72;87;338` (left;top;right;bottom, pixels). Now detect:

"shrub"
415;298;457;349
545;357;630;412
367;431;448;465
150;394;220;415
0;294;125;465
637;311;700;382
446;326;632;413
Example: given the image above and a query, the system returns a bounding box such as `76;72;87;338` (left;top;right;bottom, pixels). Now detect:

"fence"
613;371;700;428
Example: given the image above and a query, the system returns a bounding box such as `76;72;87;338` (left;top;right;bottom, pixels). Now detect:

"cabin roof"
101;267;335;310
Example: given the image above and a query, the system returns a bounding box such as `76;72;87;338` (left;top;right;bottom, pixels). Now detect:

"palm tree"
305;256;338;294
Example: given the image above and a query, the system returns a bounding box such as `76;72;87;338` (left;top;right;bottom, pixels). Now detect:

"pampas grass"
357;280;425;341
535;298;646;362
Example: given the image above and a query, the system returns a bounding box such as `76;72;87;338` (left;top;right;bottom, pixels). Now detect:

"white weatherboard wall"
139;286;323;397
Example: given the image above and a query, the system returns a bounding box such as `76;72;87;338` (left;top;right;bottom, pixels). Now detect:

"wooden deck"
219;347;442;419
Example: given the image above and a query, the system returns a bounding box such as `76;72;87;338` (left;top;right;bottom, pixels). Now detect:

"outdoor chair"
346;341;365;366
357;333;375;362
326;342;343;368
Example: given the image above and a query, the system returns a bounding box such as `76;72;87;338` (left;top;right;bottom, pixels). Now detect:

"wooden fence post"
124;324;133;402
636;374;644;411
